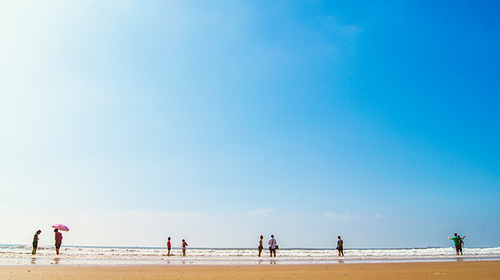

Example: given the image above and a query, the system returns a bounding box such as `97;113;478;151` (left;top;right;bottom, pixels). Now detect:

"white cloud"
323;212;387;221
323;212;360;221
247;209;275;216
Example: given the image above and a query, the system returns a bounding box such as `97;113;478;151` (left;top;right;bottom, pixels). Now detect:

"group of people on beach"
258;235;279;257
258;235;344;258
31;229;64;255
31;229;466;257
257;233;464;258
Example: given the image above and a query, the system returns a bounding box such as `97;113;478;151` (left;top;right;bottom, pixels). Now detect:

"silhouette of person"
32;230;41;255
336;236;344;257
258;235;264;257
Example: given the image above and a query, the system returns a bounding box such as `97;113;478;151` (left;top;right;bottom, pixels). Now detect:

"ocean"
1;244;499;266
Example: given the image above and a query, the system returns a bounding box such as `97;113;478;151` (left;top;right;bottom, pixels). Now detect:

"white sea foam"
1;245;499;266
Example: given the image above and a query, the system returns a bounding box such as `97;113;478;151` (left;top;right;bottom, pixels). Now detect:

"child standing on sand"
181;239;188;256
166;237;172;256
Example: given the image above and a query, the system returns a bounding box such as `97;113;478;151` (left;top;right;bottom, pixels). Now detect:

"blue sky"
1;0;499;249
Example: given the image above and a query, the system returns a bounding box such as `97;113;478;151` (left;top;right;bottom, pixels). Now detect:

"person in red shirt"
166;237;172;256
54;229;63;255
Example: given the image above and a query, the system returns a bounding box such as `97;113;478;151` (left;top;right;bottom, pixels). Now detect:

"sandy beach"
1;261;499;280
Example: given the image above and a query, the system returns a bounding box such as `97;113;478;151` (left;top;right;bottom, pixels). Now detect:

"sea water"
1;244;499;266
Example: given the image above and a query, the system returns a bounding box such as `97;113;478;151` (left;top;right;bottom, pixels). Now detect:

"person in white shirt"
268;235;278;257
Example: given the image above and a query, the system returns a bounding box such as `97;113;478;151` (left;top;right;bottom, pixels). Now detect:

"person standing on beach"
258;235;264;257
54;229;63;255
167;237;172;256
336;236;344;257
447;233;465;255
459;235;465;255
268;235;277;257
32;230;41;255
181;239;188;256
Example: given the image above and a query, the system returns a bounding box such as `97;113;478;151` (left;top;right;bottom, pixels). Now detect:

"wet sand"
1;261;499;279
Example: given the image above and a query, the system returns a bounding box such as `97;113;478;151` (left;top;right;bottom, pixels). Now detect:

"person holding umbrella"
52;224;69;255
54;229;63;255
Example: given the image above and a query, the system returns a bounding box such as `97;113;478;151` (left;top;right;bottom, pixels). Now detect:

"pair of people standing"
447;233;465;255
31;229;63;255
166;237;189;256
258;235;278;257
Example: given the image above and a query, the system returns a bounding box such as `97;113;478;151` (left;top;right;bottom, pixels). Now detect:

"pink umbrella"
52;224;70;231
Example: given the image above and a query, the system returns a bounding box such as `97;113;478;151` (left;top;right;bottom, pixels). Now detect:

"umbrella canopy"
52;224;70;231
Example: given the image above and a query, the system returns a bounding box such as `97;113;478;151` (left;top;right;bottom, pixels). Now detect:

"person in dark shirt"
336;236;344;257
32;230;41;255
258;235;264;257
